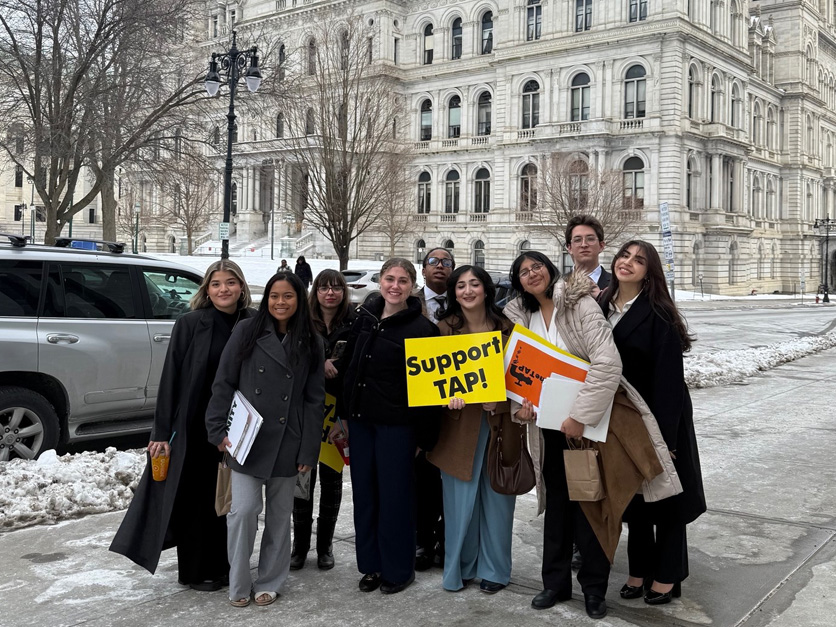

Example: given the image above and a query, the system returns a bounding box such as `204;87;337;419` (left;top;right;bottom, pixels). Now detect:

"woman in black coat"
599;240;706;605
290;269;356;571
339;257;440;595
110;260;253;589
205;272;325;607
294;255;313;288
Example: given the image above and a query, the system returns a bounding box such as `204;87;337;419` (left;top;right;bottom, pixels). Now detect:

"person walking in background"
290;269;356;571
411;247;455;570
278;259;290;273
565;215;611;295
427;265;519;594
599;240;705;606
111;260;253;591
295;255;313;288
205;272;325;607
505;251;621;620
340;258;440;595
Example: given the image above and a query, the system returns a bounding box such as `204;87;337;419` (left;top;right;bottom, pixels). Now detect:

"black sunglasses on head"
427;257;453;268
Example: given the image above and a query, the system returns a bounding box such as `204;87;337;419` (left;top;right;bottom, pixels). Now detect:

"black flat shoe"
620;583;644;599
189;579;223;592
644;582;681;605
584;594;608;619
317;551;335;570
531;588;570;609
415;553;434;572
380;573;415;594
479;580;506;594
290;552;307;570
359;573;381;592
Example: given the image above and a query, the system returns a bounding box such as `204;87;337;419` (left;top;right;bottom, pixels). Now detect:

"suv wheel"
0;387;60;461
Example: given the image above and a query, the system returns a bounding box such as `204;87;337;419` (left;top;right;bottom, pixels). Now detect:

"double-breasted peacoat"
205;318;325;479
110;306;252;574
607;291;706;525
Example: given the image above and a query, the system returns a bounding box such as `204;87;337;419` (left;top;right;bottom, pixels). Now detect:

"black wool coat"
205;318;325;479
607;292;706;525
341;296;441;450
109;306;252;574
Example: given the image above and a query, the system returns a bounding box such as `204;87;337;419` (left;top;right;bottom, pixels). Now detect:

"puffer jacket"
504;272;681;513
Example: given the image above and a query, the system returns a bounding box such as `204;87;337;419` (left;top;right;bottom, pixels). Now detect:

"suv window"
142;269;202;319
0;260;42;316
342;271;363;282
62;263;136;319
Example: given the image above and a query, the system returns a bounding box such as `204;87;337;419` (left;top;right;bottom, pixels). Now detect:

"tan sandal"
230;597;251;608
254;591;277;606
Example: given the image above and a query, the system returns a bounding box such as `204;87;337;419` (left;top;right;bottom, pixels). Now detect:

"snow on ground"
2;330;834;533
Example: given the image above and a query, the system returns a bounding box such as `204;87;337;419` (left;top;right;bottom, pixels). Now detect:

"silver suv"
0;234;204;461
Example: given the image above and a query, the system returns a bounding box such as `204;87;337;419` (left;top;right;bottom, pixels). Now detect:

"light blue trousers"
440;415;517;591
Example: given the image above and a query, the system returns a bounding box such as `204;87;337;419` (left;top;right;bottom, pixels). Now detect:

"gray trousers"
227;470;296;601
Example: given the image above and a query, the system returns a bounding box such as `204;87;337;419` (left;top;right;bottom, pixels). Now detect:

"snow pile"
685;332;836;388
0;447;145;531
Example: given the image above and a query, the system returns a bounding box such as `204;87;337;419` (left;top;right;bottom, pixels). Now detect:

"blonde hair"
189;260;252;311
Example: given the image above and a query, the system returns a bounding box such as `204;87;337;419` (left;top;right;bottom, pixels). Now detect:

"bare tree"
281;14;408;269
372;158;418;258
537;154;639;248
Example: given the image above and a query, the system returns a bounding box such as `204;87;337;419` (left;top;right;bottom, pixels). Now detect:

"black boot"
290;521;312;570
316;517;337;570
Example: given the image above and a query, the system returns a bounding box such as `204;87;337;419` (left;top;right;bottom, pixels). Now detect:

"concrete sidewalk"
4;349;836;627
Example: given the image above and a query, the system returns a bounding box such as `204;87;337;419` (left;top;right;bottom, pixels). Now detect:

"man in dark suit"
412;247;455;570
565;215;611;294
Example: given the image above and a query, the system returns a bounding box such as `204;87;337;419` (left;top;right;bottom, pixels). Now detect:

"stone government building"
3;0;835;295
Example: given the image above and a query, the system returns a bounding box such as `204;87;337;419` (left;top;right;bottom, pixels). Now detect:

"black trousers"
414;450;444;557
626;514;689;584
349;421;416;585
540;429;610;598
292;462;343;550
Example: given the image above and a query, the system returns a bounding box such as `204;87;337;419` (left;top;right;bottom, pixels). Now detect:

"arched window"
522;80;540;129
807;115;815;154
474;168;491;213
730;1;740;47
730;84;741;128
686;158;694;209
520;163;538;211
571;73;591;121
308;39;316;75
305;109;315;135
576;0;592;32
231;182;238;214
444;239;455;249
751;175;761;217
445;170;460;213
211;125;220;146
766;178;775;220
276;113;284;138
451;18;462;60
622;156;645;216
569;159;589;211
423;24;434;65
527;0;542;41
231;122;238;143
519;239;532;253
752;102;761;145
416;239;426;263
339;31;350;70
726;158;735;211
278;44;286;81
473;240;486;268
766;108;776;150
481;12;494;54
629;0;647;22
448;95;461;138
420;100;432;141
477;92;492;135
624;65;646;119
710;75;721;123
688;66;696;118
417;172;431;213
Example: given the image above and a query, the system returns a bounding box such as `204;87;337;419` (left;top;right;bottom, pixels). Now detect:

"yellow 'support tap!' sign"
404;331;507;407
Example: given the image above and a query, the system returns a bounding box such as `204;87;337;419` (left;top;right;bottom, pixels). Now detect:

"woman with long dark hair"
111;260;252;590
340;257;440;595
504;251;621;620
205;272;325;607
599;240;705;605
427;265;520;594
290;269;355;571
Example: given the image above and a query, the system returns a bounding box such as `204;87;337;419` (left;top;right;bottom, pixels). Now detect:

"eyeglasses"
519;262;545;280
426;257;453;268
317;285;345;294
570;235;600;246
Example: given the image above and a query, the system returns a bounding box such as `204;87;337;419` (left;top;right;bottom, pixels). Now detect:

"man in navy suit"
565;215;611;295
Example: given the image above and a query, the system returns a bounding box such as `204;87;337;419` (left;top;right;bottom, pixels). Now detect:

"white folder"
536;376;611;442
226;390;264;463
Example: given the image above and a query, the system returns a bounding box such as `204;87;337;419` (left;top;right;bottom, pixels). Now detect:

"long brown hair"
603;240;693;352
309;269;351;335
189;259;252;311
437;265;510;332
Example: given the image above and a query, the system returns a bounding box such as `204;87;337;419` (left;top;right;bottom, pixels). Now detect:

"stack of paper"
226;390;263;463
537;375;612;442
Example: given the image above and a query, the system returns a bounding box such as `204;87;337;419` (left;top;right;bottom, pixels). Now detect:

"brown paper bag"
563;438;605;502
215;454;232;516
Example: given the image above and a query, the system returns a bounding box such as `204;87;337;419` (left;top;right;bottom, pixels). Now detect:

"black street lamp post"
814;216;834;303
204;30;262;259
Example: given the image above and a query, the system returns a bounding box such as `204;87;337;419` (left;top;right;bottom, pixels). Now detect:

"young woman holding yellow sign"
428;265;522;594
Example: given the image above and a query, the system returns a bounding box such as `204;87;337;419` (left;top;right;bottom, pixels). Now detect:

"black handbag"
487;419;536;496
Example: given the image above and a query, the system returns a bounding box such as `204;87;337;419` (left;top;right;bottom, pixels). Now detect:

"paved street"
2;305;835;627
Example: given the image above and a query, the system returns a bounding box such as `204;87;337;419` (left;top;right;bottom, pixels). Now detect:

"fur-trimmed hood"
555;271;597;309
